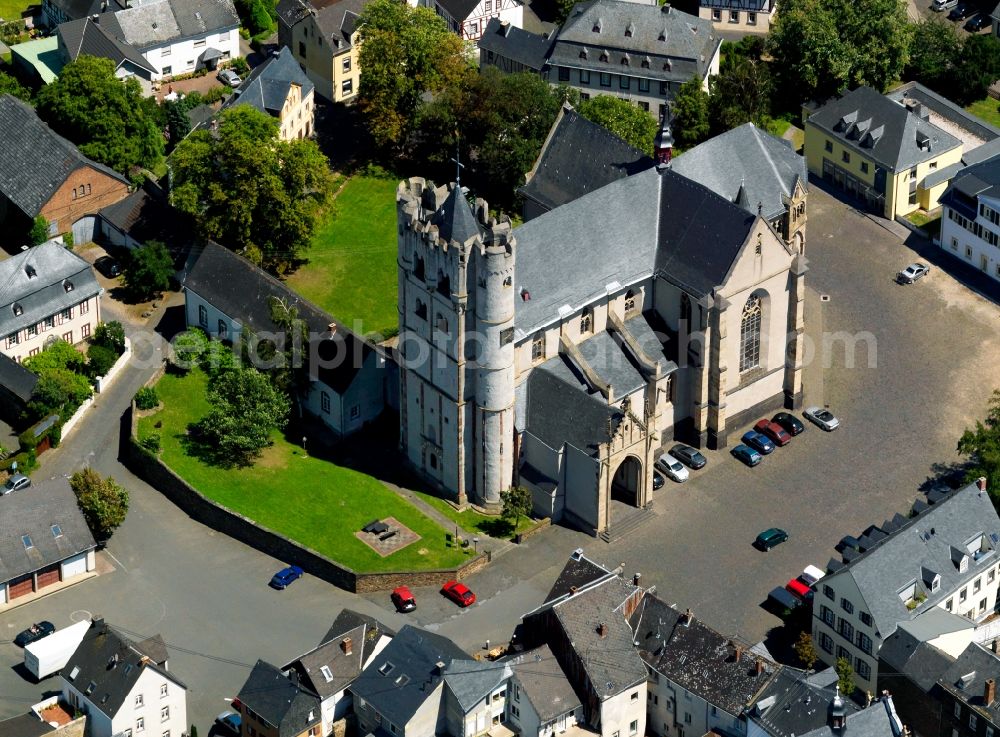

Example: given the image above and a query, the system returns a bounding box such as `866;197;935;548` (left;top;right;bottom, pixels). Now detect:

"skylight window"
12;303;22;316
51;525;63;538
86;681;96;695
320;665;333;683
22;535;33;550
378;662;395;676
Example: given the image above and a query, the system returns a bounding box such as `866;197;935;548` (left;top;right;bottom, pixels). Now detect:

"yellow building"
804;86;963;219
220;47;315;140
276;0;368;103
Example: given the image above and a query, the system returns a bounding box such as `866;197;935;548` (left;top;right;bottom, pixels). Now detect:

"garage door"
7;574;33;599
72;216;97;245
36;565;60;589
61;553;88;579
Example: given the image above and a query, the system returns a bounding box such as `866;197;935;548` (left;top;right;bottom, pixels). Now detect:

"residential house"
478;18;554;76
236;660;322;737
426;0;525;42
276;0;368;103
0;353;39;421
811;479;1000;696
629;597;778;737
218;46;315;140
0;478;97;606
61;619;187;737
0;94;130;241
697;0;775;34
506;645;585;737
42;0;126;30
182;242;388;438
938;155;1000;283
521;551;649;737
518;101;654;220
97;180;181;251
803;86;965;219
0;242;102;364
56;16;158;91
281;609;394;732
440;659;513;736
349;624;471;736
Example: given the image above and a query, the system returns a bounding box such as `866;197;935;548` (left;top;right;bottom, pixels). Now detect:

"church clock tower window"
739;294;762;372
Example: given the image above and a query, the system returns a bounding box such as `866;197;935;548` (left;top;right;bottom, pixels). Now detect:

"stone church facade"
396;162;806;536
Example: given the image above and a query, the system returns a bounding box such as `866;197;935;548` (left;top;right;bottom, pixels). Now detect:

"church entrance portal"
611;455;642;507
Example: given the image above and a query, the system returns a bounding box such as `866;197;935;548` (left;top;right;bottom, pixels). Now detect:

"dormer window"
415;299;427;320
12;303;22;316
63;280;74;292
25;265;36;278
378;661;395;676
600;51;609;62
625;23;633;36
663;60;671;71
579;48;588;59
658;29;667;41
641;57;650;69
621;56;629;66
592;18;602;32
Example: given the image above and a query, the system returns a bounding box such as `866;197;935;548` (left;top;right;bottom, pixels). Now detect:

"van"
768;587;802;612
932;0;958;12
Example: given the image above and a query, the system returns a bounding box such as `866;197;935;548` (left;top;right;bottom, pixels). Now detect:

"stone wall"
353;552;488;593
514;517;551;544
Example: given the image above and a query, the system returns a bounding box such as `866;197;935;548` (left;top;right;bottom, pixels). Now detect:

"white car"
897;262;930;284
803;406;840;431
217;69;242;87
655;455;689;483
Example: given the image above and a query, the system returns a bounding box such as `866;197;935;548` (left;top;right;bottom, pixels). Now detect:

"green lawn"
0;0;28;22
138;369;470;572
413;489;538;539
286;175;399;338
767;117;792;138
967;98;1000;129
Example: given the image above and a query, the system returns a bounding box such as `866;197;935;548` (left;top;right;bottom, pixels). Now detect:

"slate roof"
939;155;1000;219
183;242;377;395
543;551;616;604
63;620;184;718
221;46;314;118
937;642;1000;721
0;353;39;404
238;660;321;733
478;17;554;72
508;645;581;722
98;180;179;246
524;368;622;457
100;0;239;50
879;628;955;692
671;122;806;221
322;608;397;644
57;16;157;74
547;0;720;85
435;0;480;22
807;86;962;173
0;714;55;737
278;0;369;49
820;481;1000;641
46;0;127;22
520;103;654;214
885;81;1000;145
0;94;129;218
749;667;861;737
349;625;469;728
797;695;902;737
0;242;101;338
629;594;777;715
443;659;512;712
431;185;481;245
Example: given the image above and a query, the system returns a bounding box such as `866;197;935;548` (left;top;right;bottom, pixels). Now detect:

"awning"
200;47;224;61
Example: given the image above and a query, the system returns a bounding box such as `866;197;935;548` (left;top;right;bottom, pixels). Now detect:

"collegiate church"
396;113;808;537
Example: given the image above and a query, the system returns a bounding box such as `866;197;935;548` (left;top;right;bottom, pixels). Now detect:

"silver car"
217;69;242;87
655;455;689;483
803;406;840;431
897;262;930;284
2;473;30;495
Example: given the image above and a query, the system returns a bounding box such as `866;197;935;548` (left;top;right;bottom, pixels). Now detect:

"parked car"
772;412;805;436
768;586;802;611
217;68;242;87
967;13;991;30
754;419;791;447
836;534;861;553
741;430;775;455
948;2;973;19
897;262;930;284
215;711;241;736
731;444;762;467
668;443;707;470
932;0;958;11
14;621;55;647
755;528;789;551
391;585;417;612
93;255;121;278
800;564;826;586
2;473;30;494
269;565;303;589
441;580;476;607
803;406;841;431
652;471;665;490
785;578;813;600
655;455;689;483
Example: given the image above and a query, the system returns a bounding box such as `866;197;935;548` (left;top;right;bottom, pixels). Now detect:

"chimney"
735;646;742;662
341;637;352;655
597;622;608;638
633;572;642;586
977;477;987;493
755;660;765;675
986;678;996;706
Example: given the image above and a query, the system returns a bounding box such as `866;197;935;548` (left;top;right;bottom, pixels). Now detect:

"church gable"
719;218;793;298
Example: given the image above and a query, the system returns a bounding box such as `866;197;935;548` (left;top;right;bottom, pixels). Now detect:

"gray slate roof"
101;0;239;50
63;620;184;718
750;667;861;737
885;81;1000;145
0;242;101;339
520;103;654;214
543;552;615;604
879;628;955;692
0;714;54;737
435;0;479;22
821;481;1000;641
349;625;468;727
547;0;720;84
0;94;129;218
478;18;554;71
321;608;397;645
98;180;180;246
57;16;157;74
0;353;39;404
431;185;481;245
797;695;901;737
807;86;962;173
671;122;806;221
221;46;314;118
278;0;370;49
937;642;1000;722
443;659;512;712
524;367;622;457
238;660;321;732
940;155;1000;220
629;595;777;715
46;0;127;22
508;645;581;722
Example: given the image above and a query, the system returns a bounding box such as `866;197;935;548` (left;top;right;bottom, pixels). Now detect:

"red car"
441;580;476;607
786;578;813;601
391;585;417;612
754;419;791;447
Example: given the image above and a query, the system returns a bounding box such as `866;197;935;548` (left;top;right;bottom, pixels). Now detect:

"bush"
23;340;87;374
93;321;127;355
140;433;161;453
134;386;160;410
87;344;119;379
28;368;92;421
30;216;50;245
229;57;250;75
202;85;230;105
0;449;37;475
70;467;129;541
62;231;74;247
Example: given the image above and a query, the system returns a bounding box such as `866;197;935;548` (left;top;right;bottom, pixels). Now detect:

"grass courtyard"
286;175;399;338
967;97;1000;129
0;0;27;22
412;489;538;540
137;368;470;572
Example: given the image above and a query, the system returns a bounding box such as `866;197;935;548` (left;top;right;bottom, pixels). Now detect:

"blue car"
269;565;303;589
732;444;762;467
741;430;775;455
215;711;241;736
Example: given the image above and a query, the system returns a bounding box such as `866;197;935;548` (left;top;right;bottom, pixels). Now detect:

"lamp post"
473;537;479;553
302;436;307;457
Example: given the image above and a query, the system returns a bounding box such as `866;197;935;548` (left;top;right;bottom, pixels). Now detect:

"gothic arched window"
580;308;593;334
739;294;763;372
624;289;637;316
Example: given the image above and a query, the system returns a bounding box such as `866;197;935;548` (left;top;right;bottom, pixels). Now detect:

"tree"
710;56;773;133
23;339;87;375
70;467;129;541
672;78;711;148
951;35;1000;105
36;56;164;174
357;0;468;150
171;107;334;272
193;366;290;466
235;0;274;34
500;486;533;530
124;240;173;300
958;389;1000;499
28;368;93;420
835;657;856;696
29;216;50;246
0;70;30;102
93;321;127;355
905;19;963;93
794;631;819;669
86;344;118;378
578;95;658;153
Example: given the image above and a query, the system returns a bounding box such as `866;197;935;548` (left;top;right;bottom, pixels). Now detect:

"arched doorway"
611;456;642;507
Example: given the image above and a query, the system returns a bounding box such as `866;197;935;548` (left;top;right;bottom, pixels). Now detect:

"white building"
506;645;584;737
423;0;525;42
939;156;1000;283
